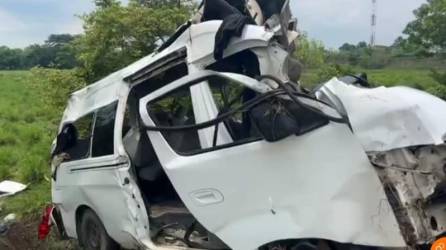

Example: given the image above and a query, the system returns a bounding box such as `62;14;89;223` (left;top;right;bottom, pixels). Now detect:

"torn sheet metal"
140;89;406;248
321;78;446;152
0;181;27;198
369;145;446;245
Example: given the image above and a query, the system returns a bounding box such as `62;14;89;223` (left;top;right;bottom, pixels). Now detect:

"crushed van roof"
61;21;273;126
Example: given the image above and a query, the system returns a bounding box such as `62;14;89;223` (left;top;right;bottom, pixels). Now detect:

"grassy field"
0;71;55;218
0;71;78;249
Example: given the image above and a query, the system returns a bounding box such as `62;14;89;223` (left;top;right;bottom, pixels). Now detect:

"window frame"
61;112;95;162
91;101;119;158
60;101;119;163
142;72;266;157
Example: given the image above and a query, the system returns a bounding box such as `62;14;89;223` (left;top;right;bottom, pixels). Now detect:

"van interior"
121;48;278;248
123;92;229;248
122;61;236;249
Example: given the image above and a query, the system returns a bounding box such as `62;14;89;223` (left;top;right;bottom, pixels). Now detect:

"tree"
392;36;405;48
21;34;78;69
94;0;119;8
46;34;77;46
75;2;190;82
130;0;189;7
403;0;446;52
335;41;371;66
294;33;326;68
339;43;356;52
0;46;24;70
45;34;78;68
23;45;53;68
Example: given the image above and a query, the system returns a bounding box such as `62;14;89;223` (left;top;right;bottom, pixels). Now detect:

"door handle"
190;189;224;207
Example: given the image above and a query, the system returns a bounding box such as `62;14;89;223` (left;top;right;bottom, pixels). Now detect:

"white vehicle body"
50;2;446;250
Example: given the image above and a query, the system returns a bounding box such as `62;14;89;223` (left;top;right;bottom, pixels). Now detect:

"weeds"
431;69;446;86
0;71;55;217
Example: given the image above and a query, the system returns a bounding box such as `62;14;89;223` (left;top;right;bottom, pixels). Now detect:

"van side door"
52;101;148;249
138;72;404;249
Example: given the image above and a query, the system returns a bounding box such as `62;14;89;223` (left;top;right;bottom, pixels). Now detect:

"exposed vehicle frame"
48;1;446;250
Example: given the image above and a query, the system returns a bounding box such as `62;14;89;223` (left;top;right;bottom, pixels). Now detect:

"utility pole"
370;0;377;47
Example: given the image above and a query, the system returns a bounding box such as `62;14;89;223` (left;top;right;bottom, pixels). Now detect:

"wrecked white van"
45;0;446;249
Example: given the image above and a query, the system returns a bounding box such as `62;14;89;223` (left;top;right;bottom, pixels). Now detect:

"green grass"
0;71;56;218
365;69;440;88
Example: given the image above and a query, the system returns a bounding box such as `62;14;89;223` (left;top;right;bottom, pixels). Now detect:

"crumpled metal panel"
323;78;446;152
370;145;446;245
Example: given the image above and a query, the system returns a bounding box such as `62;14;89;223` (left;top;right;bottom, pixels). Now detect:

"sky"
0;0;426;49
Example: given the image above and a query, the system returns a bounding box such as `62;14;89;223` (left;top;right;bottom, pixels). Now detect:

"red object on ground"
38;205;54;240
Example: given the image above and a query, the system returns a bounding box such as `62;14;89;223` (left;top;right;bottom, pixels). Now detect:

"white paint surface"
0;180;27;198
322;78;446;152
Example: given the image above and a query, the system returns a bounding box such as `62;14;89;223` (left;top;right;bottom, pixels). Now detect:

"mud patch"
0;216;78;250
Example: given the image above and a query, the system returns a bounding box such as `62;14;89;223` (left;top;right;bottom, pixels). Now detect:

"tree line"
3;0;446;80
0;34;78;70
1;0;191;78
296;0;446;83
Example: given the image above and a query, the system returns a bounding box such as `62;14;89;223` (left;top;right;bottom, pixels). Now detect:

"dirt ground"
0;216;78;250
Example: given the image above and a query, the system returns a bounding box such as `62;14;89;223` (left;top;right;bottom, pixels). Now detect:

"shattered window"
147;86;201;154
146;75;263;155
92;102;118;157
65;113;94;161
208;76;261;143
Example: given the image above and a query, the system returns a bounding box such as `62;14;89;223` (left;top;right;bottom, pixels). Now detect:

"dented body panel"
318;78;446;152
317;77;446;246
137;71;406;249
141;111;406;248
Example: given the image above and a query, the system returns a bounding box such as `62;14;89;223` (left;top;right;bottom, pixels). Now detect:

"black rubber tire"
78;209;120;250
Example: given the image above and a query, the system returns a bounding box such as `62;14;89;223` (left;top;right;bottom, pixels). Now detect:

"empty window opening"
63;113;94;161
208;76;261;144
148;85;201;153
92;101;118;157
146;75;262;155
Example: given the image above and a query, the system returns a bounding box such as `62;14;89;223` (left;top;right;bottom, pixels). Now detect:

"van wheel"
79;209;120;250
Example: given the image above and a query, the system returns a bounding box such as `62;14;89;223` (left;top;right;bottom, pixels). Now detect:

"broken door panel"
139;71;405;249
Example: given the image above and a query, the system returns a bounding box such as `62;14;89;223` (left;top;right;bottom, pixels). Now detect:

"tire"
78;209;120;250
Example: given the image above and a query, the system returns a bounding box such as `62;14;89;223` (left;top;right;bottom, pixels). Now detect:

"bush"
425;85;446;100
431;69;446;86
295;34;327;68
359;53;392;69
30;68;86;122
315;64;355;83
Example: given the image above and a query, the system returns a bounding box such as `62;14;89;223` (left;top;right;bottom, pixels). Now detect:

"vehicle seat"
152;109;201;154
123;127;163;182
